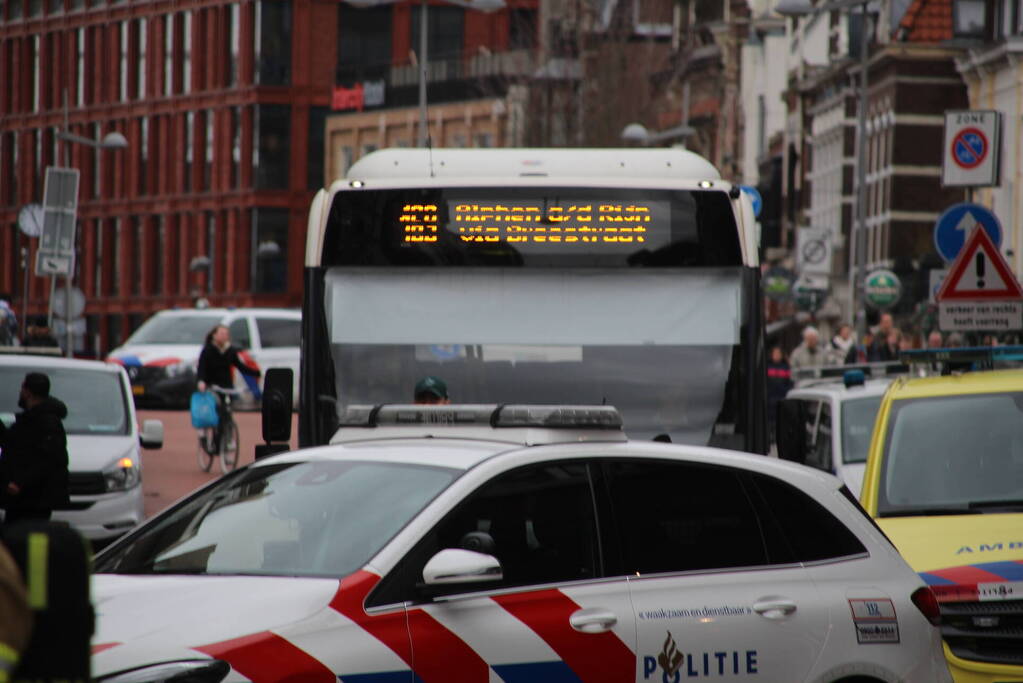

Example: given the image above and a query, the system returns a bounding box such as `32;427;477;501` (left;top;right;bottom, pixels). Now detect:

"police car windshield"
0;365;128;435
878;391;1023;514
840;395;883;464
95;460;459;577
125;315;219;345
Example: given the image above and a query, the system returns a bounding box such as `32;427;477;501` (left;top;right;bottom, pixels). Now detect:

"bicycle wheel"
219;417;240;474
197;427;215;472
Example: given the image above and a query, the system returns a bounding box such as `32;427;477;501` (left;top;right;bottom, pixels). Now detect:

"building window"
229;3;239;86
953;0;989;38
508;8;537;49
184;110;193;190
256;0;291;85
27;0;41;17
336;4;391;85
253;208;288;293
48;0;62;15
231;106;241;188
254;104;290;189
131;216;141;295
204;108;213;191
9;0;23;20
206;211;216;292
153;216;165;294
136;18;147;99
183;11;191;92
164;13;174;96
308;106;327;190
410;5;464;61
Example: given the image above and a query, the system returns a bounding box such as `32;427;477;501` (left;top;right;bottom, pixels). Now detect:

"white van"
106;307;300;409
0;352;163;543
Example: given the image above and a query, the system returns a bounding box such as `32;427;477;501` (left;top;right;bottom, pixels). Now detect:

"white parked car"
92;404;950;683
780;370;893;497
0;351;163;543
106;307;300;409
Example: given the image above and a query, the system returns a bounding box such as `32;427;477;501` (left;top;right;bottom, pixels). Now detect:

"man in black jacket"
0;372;69;523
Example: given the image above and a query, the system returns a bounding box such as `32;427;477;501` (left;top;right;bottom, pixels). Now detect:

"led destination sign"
399;200;670;254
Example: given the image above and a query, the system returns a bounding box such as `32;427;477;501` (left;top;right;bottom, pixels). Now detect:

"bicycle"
196;386;241;474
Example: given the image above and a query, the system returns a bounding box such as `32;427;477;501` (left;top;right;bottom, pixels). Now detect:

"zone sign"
943;110;1001;187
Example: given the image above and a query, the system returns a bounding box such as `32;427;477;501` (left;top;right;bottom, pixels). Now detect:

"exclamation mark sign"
977;253;986;289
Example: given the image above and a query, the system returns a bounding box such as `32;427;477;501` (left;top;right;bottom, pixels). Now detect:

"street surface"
137;409;299;519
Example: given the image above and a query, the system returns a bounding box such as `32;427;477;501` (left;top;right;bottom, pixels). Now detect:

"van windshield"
878;391;1023;514
0;366;129;435
125;315;219;345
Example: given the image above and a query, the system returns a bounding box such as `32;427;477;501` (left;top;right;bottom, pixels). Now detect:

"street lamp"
776;0;871;336
54;122;129;356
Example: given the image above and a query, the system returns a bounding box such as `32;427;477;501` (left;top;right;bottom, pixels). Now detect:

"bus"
298;148;767;452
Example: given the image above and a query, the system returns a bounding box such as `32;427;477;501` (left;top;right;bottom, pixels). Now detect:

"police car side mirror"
421;549;503;587
775;399;808;465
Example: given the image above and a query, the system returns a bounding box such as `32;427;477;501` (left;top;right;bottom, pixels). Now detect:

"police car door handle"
569;608;618;633
752;598;797;620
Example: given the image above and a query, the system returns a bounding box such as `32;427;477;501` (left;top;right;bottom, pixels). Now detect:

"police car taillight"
911;586;942;626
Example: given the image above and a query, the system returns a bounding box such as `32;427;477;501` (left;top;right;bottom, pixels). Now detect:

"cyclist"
196;324;260;453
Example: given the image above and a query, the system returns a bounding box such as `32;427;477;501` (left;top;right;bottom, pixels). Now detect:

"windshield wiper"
967;499;1023;511
879;507;979;517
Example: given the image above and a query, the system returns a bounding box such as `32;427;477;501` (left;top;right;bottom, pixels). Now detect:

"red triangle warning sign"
937;226;1023;301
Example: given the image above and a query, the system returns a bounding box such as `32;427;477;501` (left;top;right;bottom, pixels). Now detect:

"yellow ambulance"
860;348;1023;683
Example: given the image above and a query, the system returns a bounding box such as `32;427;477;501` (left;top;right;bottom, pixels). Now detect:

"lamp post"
54;106;129;356
776;0;871;336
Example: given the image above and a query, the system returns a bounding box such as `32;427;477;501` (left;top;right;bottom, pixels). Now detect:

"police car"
780;369;894;497
92;404;951;683
106;307;300;409
0;351;163;542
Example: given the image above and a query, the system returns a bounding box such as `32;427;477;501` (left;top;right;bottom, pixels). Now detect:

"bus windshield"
308;182;761;448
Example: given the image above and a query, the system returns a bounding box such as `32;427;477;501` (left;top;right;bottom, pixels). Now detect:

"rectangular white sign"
943;110;1001;187
796;227;832;275
939;301;1022;331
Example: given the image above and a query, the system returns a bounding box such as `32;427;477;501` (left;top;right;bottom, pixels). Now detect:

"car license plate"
132;385;145;395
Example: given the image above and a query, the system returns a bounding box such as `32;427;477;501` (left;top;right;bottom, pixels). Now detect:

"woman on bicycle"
196;324;260;452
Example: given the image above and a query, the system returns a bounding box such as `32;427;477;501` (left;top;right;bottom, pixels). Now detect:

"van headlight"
103;455;140;492
165;361;194;378
97;660;230;683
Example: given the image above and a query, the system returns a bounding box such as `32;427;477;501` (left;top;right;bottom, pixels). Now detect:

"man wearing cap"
414;376;450;404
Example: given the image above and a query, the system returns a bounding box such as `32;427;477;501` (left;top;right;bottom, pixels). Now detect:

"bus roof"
343;147;722;184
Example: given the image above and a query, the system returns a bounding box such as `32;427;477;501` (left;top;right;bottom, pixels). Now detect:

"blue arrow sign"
739;185;763;218
934;203;1002;263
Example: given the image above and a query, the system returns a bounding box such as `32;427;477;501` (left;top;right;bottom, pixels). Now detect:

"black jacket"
0;397;69;513
196;342;260;390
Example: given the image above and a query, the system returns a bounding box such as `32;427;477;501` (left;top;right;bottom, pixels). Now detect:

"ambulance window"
751;474;866;562
603;460;770;574
369;461;600;605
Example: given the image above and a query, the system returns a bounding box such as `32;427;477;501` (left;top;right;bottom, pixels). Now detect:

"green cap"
414;375;448;400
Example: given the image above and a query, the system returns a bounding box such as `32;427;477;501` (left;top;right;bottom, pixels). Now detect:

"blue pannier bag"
190;391;219;429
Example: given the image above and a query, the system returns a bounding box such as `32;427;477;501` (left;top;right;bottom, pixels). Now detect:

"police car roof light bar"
340;404;624;430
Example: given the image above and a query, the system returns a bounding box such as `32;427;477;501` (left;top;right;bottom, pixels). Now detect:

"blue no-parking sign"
933;203;1002;263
